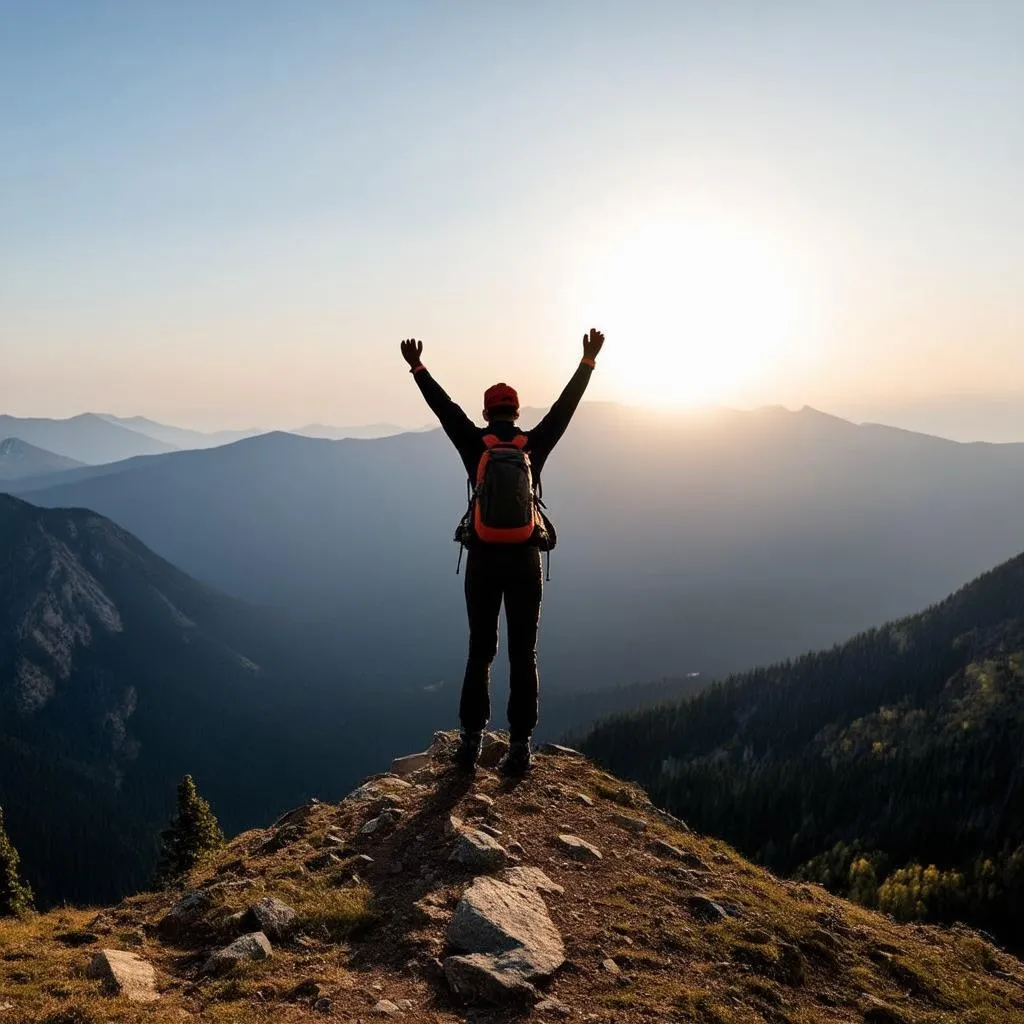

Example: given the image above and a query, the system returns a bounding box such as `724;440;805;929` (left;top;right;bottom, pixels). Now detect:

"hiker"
401;329;605;776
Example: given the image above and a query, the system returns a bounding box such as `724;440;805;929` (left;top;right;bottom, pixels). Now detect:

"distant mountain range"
96;414;263;450
0;412;428;467
0;414;177;464
9;403;1024;696
580;544;1024;947
0;437;83;480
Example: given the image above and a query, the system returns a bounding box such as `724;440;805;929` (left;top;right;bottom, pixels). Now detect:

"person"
401;329;605;775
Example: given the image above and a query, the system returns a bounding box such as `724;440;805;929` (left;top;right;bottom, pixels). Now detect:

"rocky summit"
2;734;1024;1023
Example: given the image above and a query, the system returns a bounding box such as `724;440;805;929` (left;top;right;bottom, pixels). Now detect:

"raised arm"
528;328;605;465
401;338;479;454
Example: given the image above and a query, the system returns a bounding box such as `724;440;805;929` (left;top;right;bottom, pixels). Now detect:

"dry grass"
2;743;1023;1023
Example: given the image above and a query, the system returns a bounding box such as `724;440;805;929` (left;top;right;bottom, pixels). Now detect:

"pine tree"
0;806;34;917
152;775;225;888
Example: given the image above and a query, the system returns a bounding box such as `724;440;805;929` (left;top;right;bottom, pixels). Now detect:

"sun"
580;220;804;407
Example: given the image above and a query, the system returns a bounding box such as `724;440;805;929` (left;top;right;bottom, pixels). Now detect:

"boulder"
86;949;159;1002
158;889;213;936
390;751;433;777
554;834;603;861
447;876;565;980
372;998;402;1016
501;866;565;897
450;829;510;873
203;931;273;975
444;951;538;1002
243;896;297;940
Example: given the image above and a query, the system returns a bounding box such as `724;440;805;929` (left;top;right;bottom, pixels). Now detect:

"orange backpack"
473;435;538;544
454;435;556;567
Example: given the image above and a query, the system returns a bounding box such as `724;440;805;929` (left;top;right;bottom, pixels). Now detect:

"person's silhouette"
401;329;605;774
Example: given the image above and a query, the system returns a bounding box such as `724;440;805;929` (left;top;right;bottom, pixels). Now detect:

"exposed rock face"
85;949;159;1002
203;932;273;975
445;875;565;1001
243;896;297;939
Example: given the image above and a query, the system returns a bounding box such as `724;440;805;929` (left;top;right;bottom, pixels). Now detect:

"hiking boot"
500;740;532;778
454;731;482;772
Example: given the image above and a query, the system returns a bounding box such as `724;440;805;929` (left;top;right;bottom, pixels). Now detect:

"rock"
397;999;414;1010
344;778;414;804
653;808;692;834
507;841;527;858
203;932;273;975
243;897;297;940
447;875;565;981
536;995;572;1015
287;979;321;1001
650;839;707;869
575;792;595;807
322;831;347;847
538;743;585;758
306;851;344;871
602;957;621;976
314;996;333;1013
687;894;728;923
390;751;433;776
478;735;509;769
501;866;565;896
372;999;401;1016
478;824;504;839
450;829;510;872
610;813;648;834
158;889;213;935
467;793;495;815
86;949;159;1003
555;834;603;861
274;800;321;828
445;951;538;1002
446;814;465;837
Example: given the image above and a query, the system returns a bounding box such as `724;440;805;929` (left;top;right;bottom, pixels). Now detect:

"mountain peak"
4;736;1021;1021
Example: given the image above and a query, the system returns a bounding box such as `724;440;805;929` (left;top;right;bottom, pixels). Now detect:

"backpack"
454;435;556;566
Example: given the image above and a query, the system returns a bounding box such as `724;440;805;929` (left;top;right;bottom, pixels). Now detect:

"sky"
1;1;1022;431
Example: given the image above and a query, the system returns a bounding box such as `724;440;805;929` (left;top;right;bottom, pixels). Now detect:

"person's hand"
400;338;424;368
582;328;605;360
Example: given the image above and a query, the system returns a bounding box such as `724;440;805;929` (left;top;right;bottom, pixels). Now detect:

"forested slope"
580;550;1024;946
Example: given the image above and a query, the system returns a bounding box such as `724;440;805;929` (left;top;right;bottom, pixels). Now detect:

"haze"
2;1;1022;432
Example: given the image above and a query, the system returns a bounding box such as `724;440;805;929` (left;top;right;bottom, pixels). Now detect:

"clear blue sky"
1;1;1021;428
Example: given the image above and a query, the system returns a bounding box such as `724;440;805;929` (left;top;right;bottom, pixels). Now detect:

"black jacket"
412;361;594;483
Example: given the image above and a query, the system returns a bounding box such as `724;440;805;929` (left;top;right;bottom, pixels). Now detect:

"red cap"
483;382;520;413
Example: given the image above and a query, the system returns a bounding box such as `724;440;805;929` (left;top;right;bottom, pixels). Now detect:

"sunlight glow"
582;220;806;407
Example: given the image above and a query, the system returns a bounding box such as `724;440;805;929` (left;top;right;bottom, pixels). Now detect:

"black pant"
460;545;543;741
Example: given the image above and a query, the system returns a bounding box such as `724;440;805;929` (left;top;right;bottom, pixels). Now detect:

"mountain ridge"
1;738;1022;1022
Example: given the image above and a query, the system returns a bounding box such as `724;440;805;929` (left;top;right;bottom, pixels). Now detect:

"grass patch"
275;880;375;940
